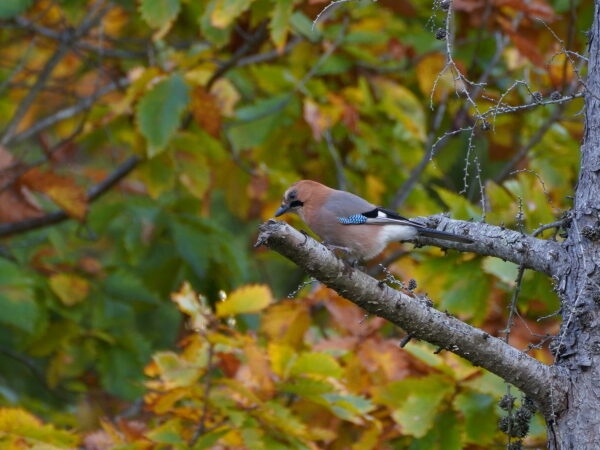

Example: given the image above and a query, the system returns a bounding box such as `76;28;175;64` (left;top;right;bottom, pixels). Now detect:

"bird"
275;180;473;261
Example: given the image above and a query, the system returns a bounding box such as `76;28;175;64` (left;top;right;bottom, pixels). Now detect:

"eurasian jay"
275;180;473;261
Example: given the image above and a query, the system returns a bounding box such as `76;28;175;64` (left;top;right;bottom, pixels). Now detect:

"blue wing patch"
338;214;368;225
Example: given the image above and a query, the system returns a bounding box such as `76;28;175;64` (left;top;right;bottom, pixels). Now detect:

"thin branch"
255;220;566;415
0;0;110;146
0;155;140;238
9;77;130;146
207;21;269;90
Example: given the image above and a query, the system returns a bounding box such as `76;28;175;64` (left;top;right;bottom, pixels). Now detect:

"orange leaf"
21;168;88;221
191;86;222;138
0;147;43;224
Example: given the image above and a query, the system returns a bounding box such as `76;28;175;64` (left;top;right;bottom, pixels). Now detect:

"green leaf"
482;257;519;285
146;418;185;444
103;270;161;305
279;377;336;397
0;0;32;19
408;409;463;450
211;0;256;28
200;0;232;46
139;0;181;29
49;273;90;306
0;260;39;333
290;352;342;378
170;219;209;276
192;428;229;449
376;375;454;438
269;0;294;49
136;73;190;157
453;390;497;445
437;258;491;325
290;12;321;42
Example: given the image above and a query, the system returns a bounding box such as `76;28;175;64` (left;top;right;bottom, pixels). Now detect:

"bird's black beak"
275;204;289;217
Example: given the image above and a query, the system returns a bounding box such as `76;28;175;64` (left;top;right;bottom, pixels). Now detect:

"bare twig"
9;77;130;146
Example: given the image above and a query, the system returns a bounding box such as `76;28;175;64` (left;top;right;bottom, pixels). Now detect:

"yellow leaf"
216;284;272;317
152;351;205;389
49;273;90;306
210;78;240;117
211;0;256;28
244;343;275;397
260;300;309;348
171;282;212;330
267;342;295;379
0;407;80;447
416;52;456;102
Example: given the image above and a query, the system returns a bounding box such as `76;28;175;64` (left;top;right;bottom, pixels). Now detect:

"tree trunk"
549;2;600;448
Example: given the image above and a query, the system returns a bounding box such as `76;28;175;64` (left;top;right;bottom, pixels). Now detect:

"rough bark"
548;2;600;447
255;220;566;416
416;214;563;276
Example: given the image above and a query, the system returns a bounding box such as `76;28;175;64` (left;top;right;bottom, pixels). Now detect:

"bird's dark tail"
417;228;473;244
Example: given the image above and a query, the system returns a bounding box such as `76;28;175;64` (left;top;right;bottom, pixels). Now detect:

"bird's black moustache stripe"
290;200;304;208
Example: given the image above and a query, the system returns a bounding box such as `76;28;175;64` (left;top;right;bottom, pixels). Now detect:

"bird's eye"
289;191;296;199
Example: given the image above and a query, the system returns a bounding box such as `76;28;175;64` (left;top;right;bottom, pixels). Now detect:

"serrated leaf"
136;74;190;158
0;0;32;19
139;0;181;29
211;0;256;28
49;273;90;306
289;352;342;378
216;284;272;317
270;0;294;50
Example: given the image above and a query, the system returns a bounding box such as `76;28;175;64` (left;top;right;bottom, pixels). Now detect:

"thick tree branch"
256;220;566;415
414;214;563;276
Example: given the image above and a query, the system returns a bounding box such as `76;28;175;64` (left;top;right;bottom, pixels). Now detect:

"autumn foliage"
0;0;591;448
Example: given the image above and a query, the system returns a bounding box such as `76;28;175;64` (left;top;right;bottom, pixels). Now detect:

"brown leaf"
0;147;43;224
21;168;88;221
191;86;222;138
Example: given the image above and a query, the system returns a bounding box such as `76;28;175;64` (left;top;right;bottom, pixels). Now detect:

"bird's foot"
298;230;309;247
322;241;353;256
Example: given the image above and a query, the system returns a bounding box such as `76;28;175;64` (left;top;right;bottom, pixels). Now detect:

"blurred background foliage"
0;0;592;447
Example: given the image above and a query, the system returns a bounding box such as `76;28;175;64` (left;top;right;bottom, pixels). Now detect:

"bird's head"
275;180;325;217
